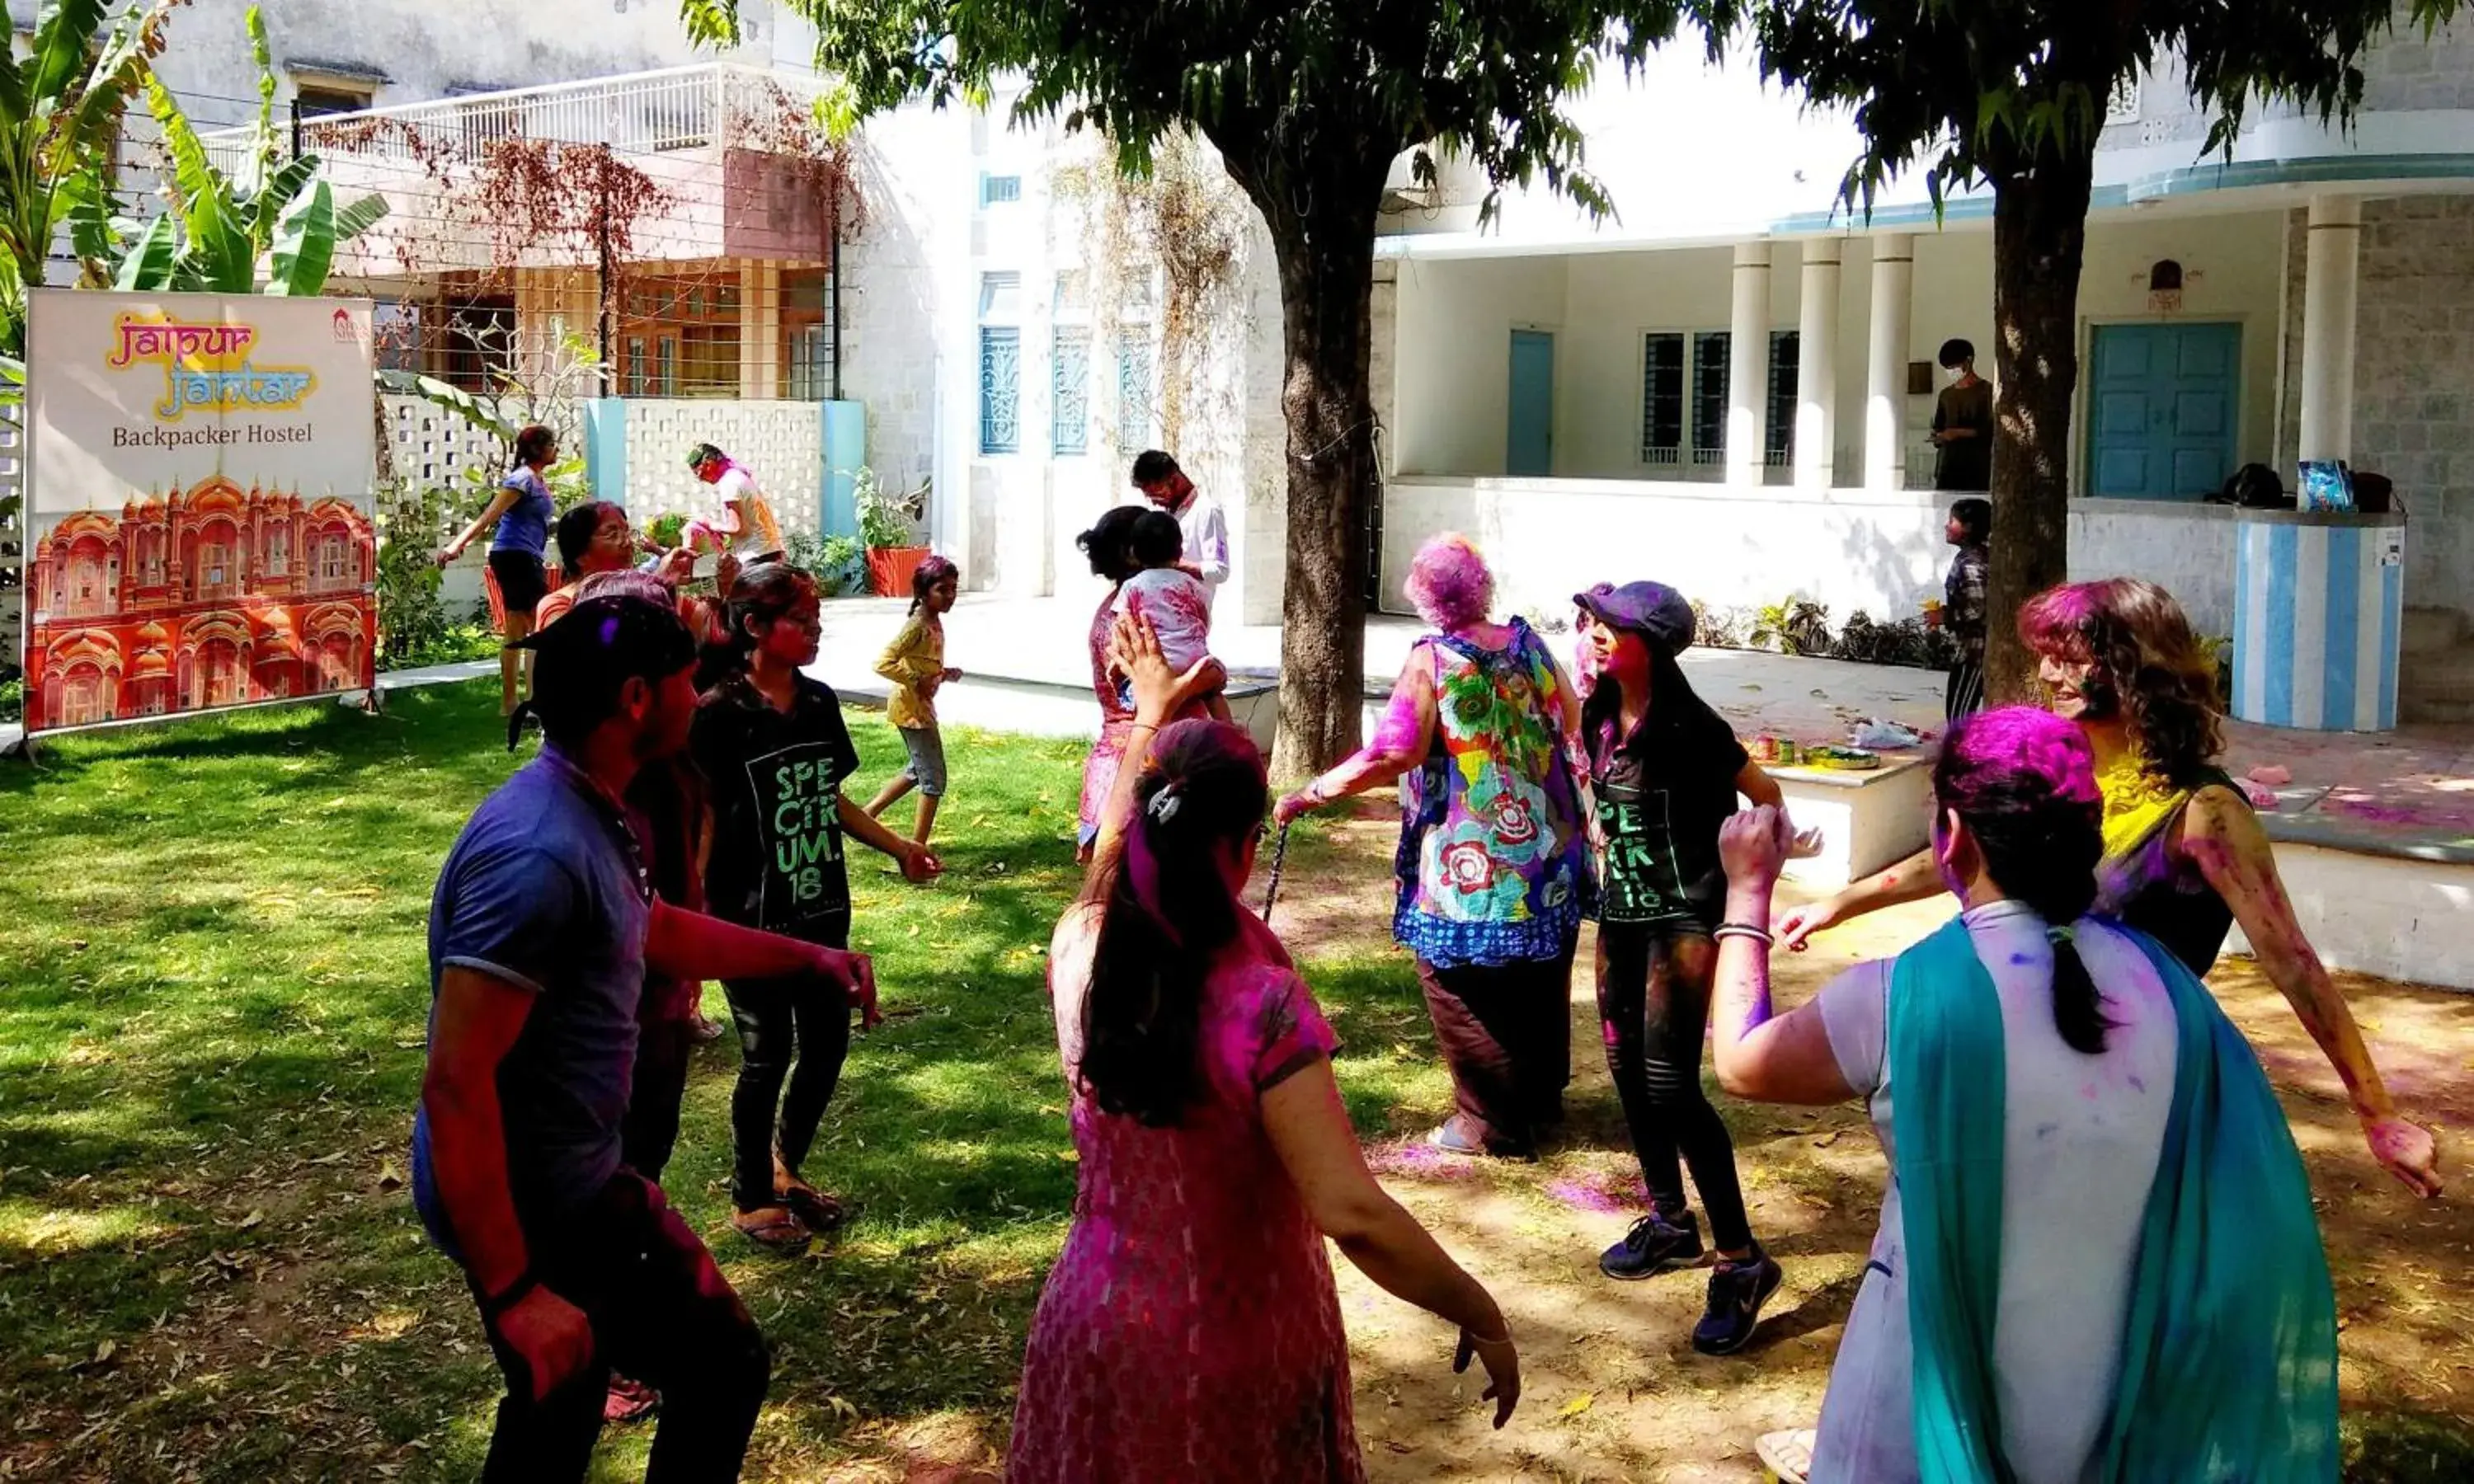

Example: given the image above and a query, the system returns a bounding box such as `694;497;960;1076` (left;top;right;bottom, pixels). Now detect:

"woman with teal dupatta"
1705;707;2337;1483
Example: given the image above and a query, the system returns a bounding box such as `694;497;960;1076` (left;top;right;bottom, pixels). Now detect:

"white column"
1865;232;1916;492
2298;195;2362;466
1727;242;1771;487
1794;240;1841;489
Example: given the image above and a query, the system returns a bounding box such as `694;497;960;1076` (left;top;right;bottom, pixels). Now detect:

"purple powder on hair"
1946;707;2100;805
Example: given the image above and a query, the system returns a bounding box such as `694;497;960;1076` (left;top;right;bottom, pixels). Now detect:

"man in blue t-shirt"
412;592;880;1481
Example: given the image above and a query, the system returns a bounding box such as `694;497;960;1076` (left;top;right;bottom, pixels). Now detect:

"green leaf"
251;155;322;242
113;211;177;291
146;72;254;292
266;178;336;295
29;0;111;106
332;192;390;245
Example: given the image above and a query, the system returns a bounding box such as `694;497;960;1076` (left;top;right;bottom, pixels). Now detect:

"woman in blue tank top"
440;424;560;716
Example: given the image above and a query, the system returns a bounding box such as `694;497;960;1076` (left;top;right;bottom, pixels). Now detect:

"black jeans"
1413;932;1578;1155
621;1013;697;1185
1595;923;1755;1253
474;1172;767;1481
723;969;852;1212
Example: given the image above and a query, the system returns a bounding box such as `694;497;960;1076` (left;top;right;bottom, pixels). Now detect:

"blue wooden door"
1507;330;1555;477
2086;322;2240;499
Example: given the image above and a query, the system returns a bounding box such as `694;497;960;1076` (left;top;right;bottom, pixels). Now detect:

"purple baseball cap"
1574;580;1696;657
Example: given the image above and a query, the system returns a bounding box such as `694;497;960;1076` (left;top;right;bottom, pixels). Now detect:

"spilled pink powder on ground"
1366;1140;1480;1181
1545;1173;1649;1214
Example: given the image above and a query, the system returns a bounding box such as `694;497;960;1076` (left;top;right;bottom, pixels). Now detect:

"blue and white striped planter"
2232;510;2406;732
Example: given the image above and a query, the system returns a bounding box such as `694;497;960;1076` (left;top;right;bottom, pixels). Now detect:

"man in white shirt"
1130;449;1229;613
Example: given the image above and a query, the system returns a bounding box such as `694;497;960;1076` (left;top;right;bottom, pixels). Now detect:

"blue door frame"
2085;322;2241;500
1507;330;1555;477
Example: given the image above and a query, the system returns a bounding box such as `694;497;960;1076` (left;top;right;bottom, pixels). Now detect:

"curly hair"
2018;578;2224;790
1403;533;1495;632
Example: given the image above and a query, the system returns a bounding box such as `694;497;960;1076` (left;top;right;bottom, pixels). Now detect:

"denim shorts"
898;725;948;797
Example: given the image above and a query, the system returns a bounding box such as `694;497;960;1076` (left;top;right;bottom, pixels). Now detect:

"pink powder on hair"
1404;533;1495;632
1946;706;2100;806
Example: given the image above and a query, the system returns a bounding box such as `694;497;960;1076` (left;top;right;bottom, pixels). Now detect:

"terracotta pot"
867;546;930;598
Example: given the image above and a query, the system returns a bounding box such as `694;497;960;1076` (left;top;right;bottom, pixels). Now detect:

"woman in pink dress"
1010;615;1522;1482
1074;506;1146;861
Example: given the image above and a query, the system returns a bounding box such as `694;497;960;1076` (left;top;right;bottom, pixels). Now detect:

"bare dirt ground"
1275;799;2474;1483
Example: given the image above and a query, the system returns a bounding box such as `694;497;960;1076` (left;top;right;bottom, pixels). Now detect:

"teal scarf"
1886;914;2339;1483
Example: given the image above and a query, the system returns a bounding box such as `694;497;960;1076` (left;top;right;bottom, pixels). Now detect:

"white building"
56;2;2474;716
836;16;2474;718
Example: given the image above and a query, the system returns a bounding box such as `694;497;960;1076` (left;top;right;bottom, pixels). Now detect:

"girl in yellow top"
868;556;963;844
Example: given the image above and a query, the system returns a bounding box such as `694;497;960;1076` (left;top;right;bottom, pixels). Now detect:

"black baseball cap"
1574;580;1696;658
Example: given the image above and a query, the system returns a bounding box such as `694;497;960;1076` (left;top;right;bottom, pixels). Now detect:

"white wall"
1382;477;2251;640
1381;476;1954;624
1390;256;1569;476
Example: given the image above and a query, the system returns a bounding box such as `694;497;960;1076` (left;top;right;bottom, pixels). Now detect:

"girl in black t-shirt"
692;564;942;1252
1573;580;1792;1357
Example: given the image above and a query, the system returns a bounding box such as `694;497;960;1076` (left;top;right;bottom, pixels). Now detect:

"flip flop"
1426;1120;1489;1157
732;1209;812;1255
1756;1428;1816;1484
778;1183;849;1232
604;1375;659;1424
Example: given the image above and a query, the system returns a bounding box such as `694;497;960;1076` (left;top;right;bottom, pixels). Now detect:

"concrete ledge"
2234;840;2474;990
1768;754;1934;890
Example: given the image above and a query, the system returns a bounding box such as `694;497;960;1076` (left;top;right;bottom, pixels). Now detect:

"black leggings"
723;973;852;1213
1595;923;1754;1253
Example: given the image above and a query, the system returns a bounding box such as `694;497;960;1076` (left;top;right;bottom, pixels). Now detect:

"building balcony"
199;63;847;280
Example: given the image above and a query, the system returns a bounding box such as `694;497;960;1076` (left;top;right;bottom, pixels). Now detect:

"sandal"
1756;1428;1816;1484
604;1375;659;1424
732;1207;812;1255
778;1181;849;1232
1426;1118;1489;1158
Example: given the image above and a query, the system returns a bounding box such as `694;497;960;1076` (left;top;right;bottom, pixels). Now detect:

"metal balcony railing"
198;63;826;167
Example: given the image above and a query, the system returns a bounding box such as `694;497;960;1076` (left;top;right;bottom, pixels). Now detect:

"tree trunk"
1985;138;2096;703
1216;142;1385;778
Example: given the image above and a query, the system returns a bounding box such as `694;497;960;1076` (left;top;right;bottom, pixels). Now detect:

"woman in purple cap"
1575;579;1791;1355
1276;534;1592;1159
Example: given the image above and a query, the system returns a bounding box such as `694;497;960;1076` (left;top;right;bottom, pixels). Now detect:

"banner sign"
21;289;378;736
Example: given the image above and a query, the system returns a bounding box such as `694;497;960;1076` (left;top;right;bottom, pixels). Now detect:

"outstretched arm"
2182;787;2441;1197
1275;650;1436;824
644;897;878;1027
1708;810;1856;1104
1776;846;1946;951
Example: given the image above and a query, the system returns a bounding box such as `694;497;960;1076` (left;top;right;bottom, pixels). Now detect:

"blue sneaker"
1691;1247;1782;1355
1599;1209;1703;1280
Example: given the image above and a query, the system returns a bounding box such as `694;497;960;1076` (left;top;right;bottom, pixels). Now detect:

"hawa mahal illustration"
26;476;376;731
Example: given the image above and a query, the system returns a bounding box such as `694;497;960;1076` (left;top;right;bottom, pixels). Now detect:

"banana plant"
79;6;388;297
0;0;186;351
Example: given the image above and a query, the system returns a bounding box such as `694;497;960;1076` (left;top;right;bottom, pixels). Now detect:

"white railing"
199;63;826;166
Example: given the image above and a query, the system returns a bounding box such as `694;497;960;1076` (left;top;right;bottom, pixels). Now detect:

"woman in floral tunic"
1277;534;1592;1157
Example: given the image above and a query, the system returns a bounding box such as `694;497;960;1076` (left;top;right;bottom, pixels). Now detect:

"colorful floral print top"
1391;620;1592;967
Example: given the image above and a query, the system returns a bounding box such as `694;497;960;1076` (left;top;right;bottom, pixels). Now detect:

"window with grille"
1639;332;1685;464
782;268;835;401
1690;332;1730;464
1053;329;1090;456
618;275;742;398
1116;339;1155;449
981;173;1023;205
981;327;1021;454
1765;330;1799;467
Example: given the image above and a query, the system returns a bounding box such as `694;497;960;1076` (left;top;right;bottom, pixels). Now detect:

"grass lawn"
4;679;2469;1481
0;680;1427;1481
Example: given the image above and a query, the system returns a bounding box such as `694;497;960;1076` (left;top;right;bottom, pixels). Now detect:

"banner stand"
21;289;379;744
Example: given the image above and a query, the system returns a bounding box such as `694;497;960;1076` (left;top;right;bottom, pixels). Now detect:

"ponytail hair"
698;561;815;693
909;553;959;614
1932;707;2113;1055
1080;720;1268;1126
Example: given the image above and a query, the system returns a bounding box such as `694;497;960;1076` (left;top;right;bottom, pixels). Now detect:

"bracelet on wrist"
481;1270;539;1318
1713;923;1775;947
